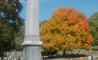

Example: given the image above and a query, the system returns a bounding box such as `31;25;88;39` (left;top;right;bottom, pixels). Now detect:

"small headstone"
88;55;93;60
88;56;91;60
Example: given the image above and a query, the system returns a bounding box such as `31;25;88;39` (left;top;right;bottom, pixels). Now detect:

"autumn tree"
40;7;94;54
0;0;23;59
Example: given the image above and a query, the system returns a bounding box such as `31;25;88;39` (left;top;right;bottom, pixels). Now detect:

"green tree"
40;20;47;27
88;12;98;45
15;26;24;50
0;0;23;59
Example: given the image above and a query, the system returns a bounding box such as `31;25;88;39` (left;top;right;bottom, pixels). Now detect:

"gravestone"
88;55;93;60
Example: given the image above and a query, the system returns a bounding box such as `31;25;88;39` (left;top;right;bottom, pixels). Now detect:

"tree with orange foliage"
40;7;94;53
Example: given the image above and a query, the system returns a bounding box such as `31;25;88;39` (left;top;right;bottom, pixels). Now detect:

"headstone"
88;56;91;60
88;55;93;60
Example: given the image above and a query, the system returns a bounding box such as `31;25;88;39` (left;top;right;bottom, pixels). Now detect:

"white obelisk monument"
22;0;42;60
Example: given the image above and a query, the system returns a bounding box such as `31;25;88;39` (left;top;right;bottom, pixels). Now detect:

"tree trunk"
1;52;4;60
0;48;4;60
63;50;66;56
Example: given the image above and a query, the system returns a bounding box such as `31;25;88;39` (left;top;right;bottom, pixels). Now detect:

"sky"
20;0;98;22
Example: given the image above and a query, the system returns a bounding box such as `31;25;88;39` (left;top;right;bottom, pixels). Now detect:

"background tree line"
0;0;24;60
88;12;98;45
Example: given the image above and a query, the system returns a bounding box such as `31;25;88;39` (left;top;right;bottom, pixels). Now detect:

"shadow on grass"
93;49;98;51
43;54;88;59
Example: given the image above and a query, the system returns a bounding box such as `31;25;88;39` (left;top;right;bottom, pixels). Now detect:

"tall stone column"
22;0;42;60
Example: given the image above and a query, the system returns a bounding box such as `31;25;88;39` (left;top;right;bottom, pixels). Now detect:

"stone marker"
88;55;93;60
22;0;42;60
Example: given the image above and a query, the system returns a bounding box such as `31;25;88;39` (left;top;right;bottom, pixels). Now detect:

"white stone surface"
22;0;42;60
88;56;91;60
23;46;42;60
25;0;39;36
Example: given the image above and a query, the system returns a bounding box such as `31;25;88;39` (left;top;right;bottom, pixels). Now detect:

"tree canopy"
0;0;24;59
88;12;98;45
15;26;24;50
40;7;94;53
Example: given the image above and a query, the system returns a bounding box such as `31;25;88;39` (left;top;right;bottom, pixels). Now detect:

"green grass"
44;46;98;60
46;57;88;60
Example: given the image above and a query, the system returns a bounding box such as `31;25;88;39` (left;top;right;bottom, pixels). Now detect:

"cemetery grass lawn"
46;58;88;60
45;46;98;60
